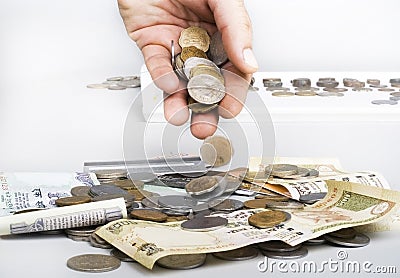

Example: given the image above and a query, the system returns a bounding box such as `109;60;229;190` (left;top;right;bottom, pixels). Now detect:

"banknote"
231;157;390;200
0;198;127;235
0;172;99;216
96;180;400;269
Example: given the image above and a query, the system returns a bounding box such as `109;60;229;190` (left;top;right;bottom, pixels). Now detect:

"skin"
118;0;258;139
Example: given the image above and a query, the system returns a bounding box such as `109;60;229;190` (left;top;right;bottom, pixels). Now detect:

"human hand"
118;0;258;139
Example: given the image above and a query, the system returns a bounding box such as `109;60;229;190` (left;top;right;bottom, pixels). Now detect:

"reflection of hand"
118;0;258;139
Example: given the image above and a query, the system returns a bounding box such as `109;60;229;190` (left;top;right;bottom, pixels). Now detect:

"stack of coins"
89;227;113;249
174;26;227;112
94;170;128;184
258;241;308;260
65;226;98;242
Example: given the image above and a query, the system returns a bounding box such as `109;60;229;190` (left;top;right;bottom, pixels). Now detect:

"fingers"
190;110;219;139
208;0;258;74
219;62;251;118
163;82;190;126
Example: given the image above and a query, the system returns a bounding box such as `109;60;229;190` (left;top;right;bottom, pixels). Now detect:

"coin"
107;76;123;81
179;26;210;52
180;46;208;62
267;87;290;92
343;78;359;87
255;195;290;201
184;57;218;79
70;186;91;197
389;78;400;84
323;87;348;93
265;164;298;177
390;92;400;97
261;246;308;260
295;90;317;96
117;79;141;88
95;170;127;179
89;235;113;249
304;236;327;245
130;209;168;222
316;80;339;88
112;179;144;190
266;200;304;210
200;135;233;167
258;241;302;252
157;254;207;270
110;248;136;263
212;246;258;261
208;198;244;212
276;167;309;179
108;85;127;90
241;171;269;182
291;78;311;88
65;226;98;236
162;208;191;216
89;184;129;197
87;83;110;89
166;216;189;222
248;210;287;229
185;176;220;196
390;96;400;101
66;234;91;242
244;199;269;209
187;96;218;113
190;64;224;84
324;233;370;247
188;74;225;105
327;227;356;239
271;91;295;97
371;100;398;105
158;195;198;210
141;196;161;209
55;196;91;207
91;194;134;205
181;216;228;231
209;31;228;66
367;79;380;85
67;254;121;273
370;84;387;88
299;192;326;202
128;189;155;201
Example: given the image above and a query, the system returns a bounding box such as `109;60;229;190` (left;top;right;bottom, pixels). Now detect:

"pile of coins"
174;26;227;113
86;75;140;90
263;76;400;104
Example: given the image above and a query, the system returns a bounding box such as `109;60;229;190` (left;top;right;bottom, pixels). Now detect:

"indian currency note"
0;172;99;216
0;198;127;235
96;181;400;269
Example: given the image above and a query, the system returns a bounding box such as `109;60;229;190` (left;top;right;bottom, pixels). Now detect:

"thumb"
209;0;258;74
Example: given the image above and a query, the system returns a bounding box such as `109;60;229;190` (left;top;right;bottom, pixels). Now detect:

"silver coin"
66;234;90;242
316;80;339;88
265;164;298;177
107;76;124;82
264;81;283;87
184;57;218;79
327;227;356;239
158;195;198;210
110;248;136;263
188;74;225;105
108;85;127;90
266;200;304;210
271;91;295;97
89;184;129;197
181;216;228;232
389;78;400;84
291;78;311;88
117;79;141;88
129;172;157;183
122;75;139;81
318;77;336;82
89;235;113;249
324;233;370;247
67;254;120;273
295;87;319;91
367;79;380;85
65;226;97;236
266;87;290;92
295;90;317;96
306;169;320;178
209;31;229;66
141;196;161;209
390;96;400;101
261;246;308;260
318;92;344;97
185;176;221;196
278;167;310;179
299;192;327;202
95;170;127;179
343;78;359;87
162;208;191;216
369;84;387;88
157;254;207;270
208;198;244;212
371;100;398;105
212;246;258;261
258;241;302;252
91;193;134;204
352;87;372;92
87;83;110;89
304;236;327;245
323;87;348;93
390;91;400;97
90;230;108;245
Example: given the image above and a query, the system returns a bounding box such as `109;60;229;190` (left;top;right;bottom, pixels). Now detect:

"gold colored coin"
190;65;224;84
112;179;144;190
55;196;92;207
166;216;189;222
179;26;210;52
181;46;208;62
127;189;154;201
243;199;269;209
130;209;168;222
248;210;287;229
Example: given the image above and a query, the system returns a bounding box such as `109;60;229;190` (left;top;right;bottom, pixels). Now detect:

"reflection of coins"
179;26;210;52
130;209;168;222
200;135;233;167
185;176;220;196
248;210;286;229
157;254;207;270
67;254;121;273
55;196;91;207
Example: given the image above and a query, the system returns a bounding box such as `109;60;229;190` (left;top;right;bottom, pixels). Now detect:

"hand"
118;0;258;139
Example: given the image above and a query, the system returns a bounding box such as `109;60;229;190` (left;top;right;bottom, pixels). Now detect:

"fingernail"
243;48;258;70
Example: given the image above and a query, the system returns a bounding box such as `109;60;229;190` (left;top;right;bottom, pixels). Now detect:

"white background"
1;0;400;171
